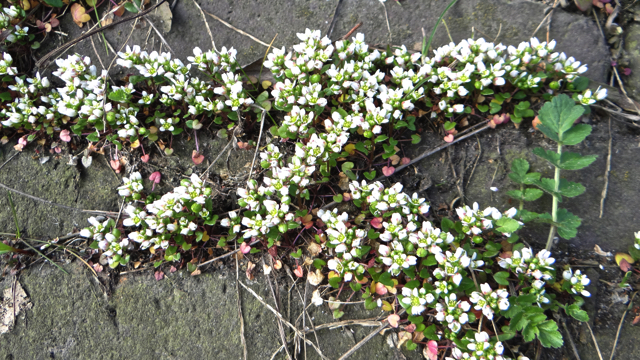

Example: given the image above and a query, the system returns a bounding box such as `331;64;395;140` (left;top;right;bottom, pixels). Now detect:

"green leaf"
481;89;494;95
313;259;326;270
290;248;302;259
538;94;584;135
561;124;592;146
378;271;393;286
0;92;12;102
441;218;454;232
495;218;520;234
124;2;138;12
341;162;354;173
556;208;581;239
477;104;489;112
533;147;597;170
329;276;342;288
511;158;530;176
44;0;64;7
537;320;564;348
411;134;421;144
566;304;589;322
333;194;343;203
523;188;543;202
493;271;510;285
364;171;376;180
422;255;437;266
355;141;369;155
559;152;597;170
535;178;585;199
506;189;523;200
423;324;438;340
573;76;590;92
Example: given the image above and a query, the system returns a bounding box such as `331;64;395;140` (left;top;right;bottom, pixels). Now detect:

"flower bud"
132;193;142;200
191;203;202;213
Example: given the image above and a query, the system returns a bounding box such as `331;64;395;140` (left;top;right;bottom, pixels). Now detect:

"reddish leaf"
404;323;416;333
443;134;454;143
425;340;438;360
36;20;45;29
623;67;632;76
114;4;125;16
388;314;400;328
294;265;304;278
633;314;640;325
240;242;251;254
60;129;71;142
54;146;61;153
382;166;395;176
370;217;383;229
401;157;410;165
149;171;161;191
71;3;91;27
192;150;204;165
154;270;164;281
93;263;103;273
50;16;60;28
149;171;161;184
620;258;633;272
169;266;177;273
110;159;121;173
375;282;388;295
140;154;150;163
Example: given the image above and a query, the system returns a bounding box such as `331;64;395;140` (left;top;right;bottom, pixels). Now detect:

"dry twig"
191;0;216;51
599;117;612;218
203;10;269;47
237;280;330;360
609;292;638;360
586;322;604;360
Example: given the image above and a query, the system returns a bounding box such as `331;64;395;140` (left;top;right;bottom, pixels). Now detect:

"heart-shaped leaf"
370;217;383;229
444;134;454;143
388;314;400;328
192;150;204;165
149;171;161;184
382;166;395;176
59;129;71;142
140;154;150;163
81;155;92;168
110;159;121;173
71;3;91;27
424;340;438;360
240;242;251;254
294;265;304;278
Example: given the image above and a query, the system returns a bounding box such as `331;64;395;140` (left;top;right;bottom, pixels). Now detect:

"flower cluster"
563;269;591;297
469;283;510;320
0;6;27;44
81;173;217;265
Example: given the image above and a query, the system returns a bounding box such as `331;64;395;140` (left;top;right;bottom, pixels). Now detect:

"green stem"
545;142;562;251
518;184;524;212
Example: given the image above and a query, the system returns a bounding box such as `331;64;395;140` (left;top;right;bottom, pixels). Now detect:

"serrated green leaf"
523;188;543;202
559;152;597;170
566;304;589;322
561;124;592;145
511;158;530;177
538;94;584;134
537;320;564;348
506;190;523;200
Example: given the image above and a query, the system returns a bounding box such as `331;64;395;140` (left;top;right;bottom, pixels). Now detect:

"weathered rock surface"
0;0;632;359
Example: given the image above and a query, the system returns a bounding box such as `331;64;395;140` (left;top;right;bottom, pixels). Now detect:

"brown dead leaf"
246;261;256;280
1;282;32;334
307;242;322;257
71;3;91;28
595;245;612;257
